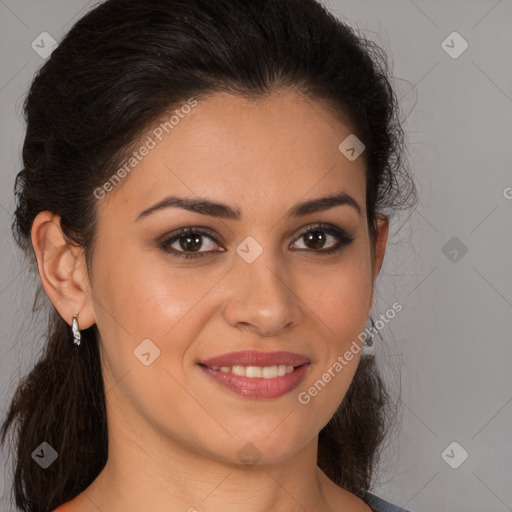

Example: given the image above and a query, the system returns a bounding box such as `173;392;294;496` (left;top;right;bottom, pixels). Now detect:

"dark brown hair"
1;0;417;510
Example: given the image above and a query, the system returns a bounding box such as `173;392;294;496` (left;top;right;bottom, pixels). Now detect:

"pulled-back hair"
1;0;417;510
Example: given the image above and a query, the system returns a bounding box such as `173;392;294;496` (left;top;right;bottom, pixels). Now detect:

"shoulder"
359;490;413;512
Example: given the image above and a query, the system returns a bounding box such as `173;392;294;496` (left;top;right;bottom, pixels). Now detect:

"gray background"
1;0;511;511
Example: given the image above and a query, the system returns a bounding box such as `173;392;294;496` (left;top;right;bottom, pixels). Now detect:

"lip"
198;351;311;399
198;364;310;399
199;350;310;367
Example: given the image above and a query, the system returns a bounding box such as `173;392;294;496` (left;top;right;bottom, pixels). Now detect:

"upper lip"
199;350;310;368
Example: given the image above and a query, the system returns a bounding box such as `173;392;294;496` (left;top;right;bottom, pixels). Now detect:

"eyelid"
294;222;351;240
158;226;221;245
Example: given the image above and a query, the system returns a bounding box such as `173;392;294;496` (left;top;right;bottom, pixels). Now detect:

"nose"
222;248;304;337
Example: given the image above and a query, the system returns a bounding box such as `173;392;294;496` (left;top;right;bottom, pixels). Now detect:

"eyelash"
159;223;354;261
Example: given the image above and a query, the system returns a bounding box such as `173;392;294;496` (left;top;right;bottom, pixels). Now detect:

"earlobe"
31;211;96;330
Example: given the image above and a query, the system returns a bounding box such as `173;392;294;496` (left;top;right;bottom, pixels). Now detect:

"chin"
206;430;313;468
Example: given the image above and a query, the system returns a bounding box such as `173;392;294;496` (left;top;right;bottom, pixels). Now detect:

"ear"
368;214;389;314
372;214;389;279
31;211;96;330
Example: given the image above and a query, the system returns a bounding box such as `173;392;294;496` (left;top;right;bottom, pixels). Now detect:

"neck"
77;428;335;512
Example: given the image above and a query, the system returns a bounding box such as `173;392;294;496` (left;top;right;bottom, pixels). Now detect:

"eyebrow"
136;190;362;222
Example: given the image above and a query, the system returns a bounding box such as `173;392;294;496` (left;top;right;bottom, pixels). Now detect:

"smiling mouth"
197;362;310;399
200;364;299;379
197;350;311;398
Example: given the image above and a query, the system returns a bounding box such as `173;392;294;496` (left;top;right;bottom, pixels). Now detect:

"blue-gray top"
360;490;412;512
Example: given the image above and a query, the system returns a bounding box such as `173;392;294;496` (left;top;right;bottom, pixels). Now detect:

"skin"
32;88;388;512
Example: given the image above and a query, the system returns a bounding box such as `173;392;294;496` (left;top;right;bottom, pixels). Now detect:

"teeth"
232;365;247;376
207;364;295;378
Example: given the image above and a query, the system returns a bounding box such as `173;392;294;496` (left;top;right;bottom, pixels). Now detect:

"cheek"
300;261;373;342
92;241;211;337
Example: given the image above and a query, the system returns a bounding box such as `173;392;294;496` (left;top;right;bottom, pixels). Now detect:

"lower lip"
198;364;310;399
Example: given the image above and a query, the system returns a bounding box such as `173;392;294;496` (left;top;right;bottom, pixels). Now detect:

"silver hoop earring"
72;314;81;347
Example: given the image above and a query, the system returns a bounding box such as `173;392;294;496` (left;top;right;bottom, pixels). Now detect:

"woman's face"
87;89;388;466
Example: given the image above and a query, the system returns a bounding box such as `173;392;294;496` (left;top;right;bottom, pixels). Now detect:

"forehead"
95;89;366;222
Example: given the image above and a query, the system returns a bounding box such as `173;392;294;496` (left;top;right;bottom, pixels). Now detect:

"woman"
0;0;418;511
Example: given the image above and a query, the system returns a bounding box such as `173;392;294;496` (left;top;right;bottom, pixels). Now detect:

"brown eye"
160;227;223;260
290;224;354;255
177;233;203;253
303;230;328;250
